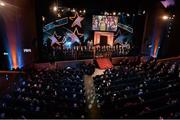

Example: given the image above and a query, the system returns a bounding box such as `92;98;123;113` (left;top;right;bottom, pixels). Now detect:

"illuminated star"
71;16;84;28
74;27;84;38
161;0;175;8
70;12;84;28
49;35;60;46
48;31;62;46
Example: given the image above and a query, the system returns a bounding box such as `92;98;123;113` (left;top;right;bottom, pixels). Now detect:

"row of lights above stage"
52;6;146;16
42;3;147;22
161;14;175;39
103;10;146;16
162;14;175;20
163;14;175;40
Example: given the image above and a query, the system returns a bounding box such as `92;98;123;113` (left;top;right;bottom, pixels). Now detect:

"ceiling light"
162;15;169;20
53;6;58;12
0;1;5;6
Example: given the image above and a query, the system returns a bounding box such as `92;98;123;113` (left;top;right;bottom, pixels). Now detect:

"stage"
33;56;140;70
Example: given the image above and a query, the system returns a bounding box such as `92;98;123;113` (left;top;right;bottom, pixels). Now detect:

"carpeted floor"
83;68;104;118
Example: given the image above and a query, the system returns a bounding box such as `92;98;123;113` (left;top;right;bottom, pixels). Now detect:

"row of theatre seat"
94;60;180;118
0;64;95;119
0;58;179;119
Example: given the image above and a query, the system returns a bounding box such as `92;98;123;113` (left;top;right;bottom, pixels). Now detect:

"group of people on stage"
50;43;131;61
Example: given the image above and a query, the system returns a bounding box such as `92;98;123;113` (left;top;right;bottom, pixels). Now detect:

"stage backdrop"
38;7;145;61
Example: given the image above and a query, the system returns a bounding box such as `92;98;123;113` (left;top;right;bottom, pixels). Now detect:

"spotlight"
71;8;76;12
117;12;121;15
3;52;8;55
143;10;146;14
83;9;86;13
127;13;130;17
53;6;58;12
113;12;116;15
162;15;169;20
42;16;45;21
0;1;5;6
104;11;107;15
104;11;109;15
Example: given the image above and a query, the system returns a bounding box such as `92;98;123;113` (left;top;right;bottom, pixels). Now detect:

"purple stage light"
161;0;175;8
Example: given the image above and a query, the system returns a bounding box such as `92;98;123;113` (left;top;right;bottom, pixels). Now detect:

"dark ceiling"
60;0;161;10
38;0;178;16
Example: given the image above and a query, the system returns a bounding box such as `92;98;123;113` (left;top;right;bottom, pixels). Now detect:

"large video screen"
92;15;118;31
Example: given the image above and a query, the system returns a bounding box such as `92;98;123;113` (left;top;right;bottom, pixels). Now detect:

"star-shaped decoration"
74;27;84;38
69;12;84;28
48;31;62;46
161;0;175;8
71;16;84;28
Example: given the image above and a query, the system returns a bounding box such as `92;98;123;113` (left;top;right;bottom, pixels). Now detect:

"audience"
94;58;180;118
0;58;179;119
0;65;91;119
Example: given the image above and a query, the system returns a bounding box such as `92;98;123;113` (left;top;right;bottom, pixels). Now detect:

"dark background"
0;0;179;69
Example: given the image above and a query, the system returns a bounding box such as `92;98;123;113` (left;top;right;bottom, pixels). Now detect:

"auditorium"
0;0;179;119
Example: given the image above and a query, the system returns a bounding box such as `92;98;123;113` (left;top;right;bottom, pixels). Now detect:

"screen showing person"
92;15;118;31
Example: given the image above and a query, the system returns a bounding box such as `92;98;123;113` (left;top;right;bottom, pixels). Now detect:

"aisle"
83;68;105;118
